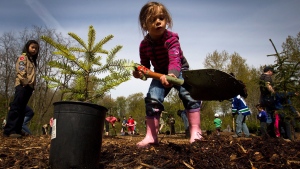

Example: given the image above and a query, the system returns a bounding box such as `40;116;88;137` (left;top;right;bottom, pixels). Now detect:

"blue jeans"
181;111;189;130
235;113;250;137
22;115;33;134
145;72;200;117
22;106;34;134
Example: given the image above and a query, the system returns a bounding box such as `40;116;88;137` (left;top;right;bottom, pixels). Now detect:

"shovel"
232;116;235;132
135;64;246;101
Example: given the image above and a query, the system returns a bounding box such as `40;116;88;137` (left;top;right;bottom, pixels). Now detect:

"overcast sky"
1;0;299;99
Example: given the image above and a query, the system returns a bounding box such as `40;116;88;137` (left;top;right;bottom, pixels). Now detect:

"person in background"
259;66;276;137
229;73;251;138
127;116;135;135
105;115;120;136
158;113;165;134
274;91;299;139
134;120;138;134
42;124;49;135
3;40;39;138
2;118;6;129
121;116;127;136
256;104;269;139
49;117;54;135
133;1;202;148
22;105;34;135
232;94;251;138
214;113;222;136
168;114;176;135
177;110;190;138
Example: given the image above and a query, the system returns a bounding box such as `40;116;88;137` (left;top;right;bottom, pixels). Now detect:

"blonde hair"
139;1;173;36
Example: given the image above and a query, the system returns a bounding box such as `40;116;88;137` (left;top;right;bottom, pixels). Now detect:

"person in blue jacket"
274;91;299;140
232;95;251;138
256;104;269;139
229;73;251;138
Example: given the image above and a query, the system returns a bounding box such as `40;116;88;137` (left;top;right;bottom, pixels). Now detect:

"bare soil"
1;131;300;169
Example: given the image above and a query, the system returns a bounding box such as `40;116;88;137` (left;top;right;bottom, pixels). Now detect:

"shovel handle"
232;117;235;132
135;64;184;86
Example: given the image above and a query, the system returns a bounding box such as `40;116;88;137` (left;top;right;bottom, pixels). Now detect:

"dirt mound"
1;132;300;168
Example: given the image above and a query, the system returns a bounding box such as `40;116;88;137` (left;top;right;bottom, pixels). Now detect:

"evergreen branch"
42;26;133;102
69;47;86;53
88;73;131;101
42;76;69;89
91;55;103;67
68;32;87;50
88;25;96;51
41;36;76;61
106;45;123;63
121;61;137;71
91;34;114;54
52;51;76;61
77;60;90;73
48;60;79;75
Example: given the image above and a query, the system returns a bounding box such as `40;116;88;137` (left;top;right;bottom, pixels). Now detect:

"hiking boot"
20;131;30;136
10;133;22;138
3;133;22;138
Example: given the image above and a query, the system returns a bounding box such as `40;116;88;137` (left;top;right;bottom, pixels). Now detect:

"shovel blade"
182;69;243;101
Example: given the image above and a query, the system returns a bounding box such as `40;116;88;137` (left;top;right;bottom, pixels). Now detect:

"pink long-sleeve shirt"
106;116;117;124
139;29;189;77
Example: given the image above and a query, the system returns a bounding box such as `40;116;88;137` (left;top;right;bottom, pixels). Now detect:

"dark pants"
283;118;295;140
260;122;268;138
266;113;276;138
105;121;109;132
170;124;175;135
261;97;276;138
266;106;276;138
4;85;33;135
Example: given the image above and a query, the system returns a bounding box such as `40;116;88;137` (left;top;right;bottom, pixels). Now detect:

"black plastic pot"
49;101;107;169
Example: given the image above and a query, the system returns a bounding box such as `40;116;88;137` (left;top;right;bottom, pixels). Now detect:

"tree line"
0;26;299;135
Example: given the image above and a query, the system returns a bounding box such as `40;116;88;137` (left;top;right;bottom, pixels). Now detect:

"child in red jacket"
127;116;135;135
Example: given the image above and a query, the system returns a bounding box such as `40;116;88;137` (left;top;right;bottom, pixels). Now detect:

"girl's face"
146;7;167;40
28;43;39;56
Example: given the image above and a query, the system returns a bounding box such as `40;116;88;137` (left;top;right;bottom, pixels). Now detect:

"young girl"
3;40;39;138
133;2;202;148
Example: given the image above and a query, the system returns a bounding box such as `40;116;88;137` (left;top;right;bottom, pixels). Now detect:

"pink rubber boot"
188;111;202;143
137;116;159;148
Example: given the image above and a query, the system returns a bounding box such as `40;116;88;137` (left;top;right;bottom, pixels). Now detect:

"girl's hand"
160;73;176;88
132;70;142;78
